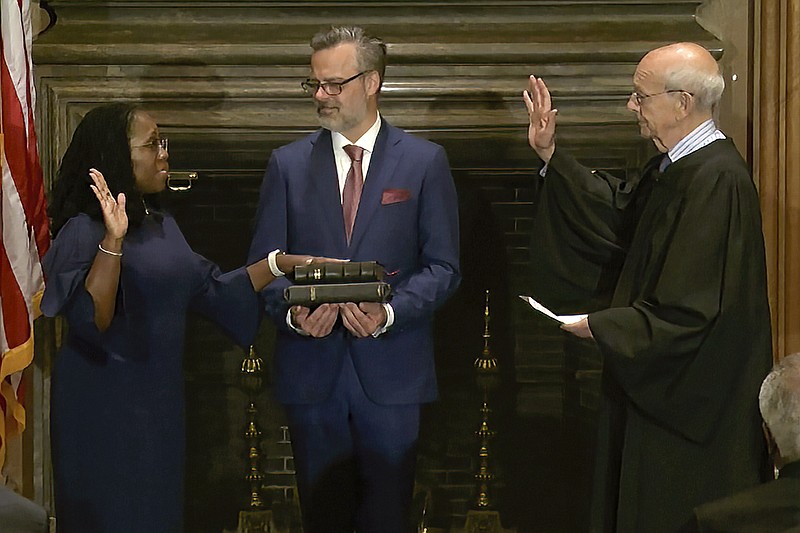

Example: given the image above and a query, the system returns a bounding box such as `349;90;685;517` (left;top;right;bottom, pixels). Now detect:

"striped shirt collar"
667;119;726;165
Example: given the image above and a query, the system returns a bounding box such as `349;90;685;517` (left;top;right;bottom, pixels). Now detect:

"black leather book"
284;282;391;306
293;261;384;285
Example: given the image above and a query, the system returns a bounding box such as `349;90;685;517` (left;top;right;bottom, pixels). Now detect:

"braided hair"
48;102;159;236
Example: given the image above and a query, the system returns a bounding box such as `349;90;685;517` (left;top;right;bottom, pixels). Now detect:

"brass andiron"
473;290;499;510
236;345;274;533
453;290;515;533
475;290;498;373
474;399;496;509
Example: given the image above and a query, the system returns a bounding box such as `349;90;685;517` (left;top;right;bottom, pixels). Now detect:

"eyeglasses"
630;90;693;106
301;71;368;96
131;137;168;153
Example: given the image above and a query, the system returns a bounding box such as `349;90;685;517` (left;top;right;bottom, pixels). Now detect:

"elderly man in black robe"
523;42;773;532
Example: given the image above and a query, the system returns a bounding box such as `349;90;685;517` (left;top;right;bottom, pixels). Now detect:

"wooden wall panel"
757;0;800;360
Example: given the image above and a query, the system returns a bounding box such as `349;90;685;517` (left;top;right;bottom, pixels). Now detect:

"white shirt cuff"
372;303;394;338
285;309;310;336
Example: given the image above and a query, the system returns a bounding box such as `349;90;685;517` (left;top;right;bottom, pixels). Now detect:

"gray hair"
759;353;800;463
663;63;725;112
310;26;387;90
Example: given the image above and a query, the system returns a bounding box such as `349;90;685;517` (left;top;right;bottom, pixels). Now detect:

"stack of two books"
284;261;391;306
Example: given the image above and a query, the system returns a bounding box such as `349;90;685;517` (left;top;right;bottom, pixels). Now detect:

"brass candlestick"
236;345;274;533
454;290;516;533
473;290;499;509
474;290;498;372
474;398;496;509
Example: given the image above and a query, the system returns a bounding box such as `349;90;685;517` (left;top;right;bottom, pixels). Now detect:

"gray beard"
316;106;366;134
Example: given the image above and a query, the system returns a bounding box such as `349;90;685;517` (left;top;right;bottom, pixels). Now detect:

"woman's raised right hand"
89;168;128;240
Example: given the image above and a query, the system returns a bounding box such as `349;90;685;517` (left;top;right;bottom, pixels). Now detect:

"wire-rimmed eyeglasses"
131;137;169;153
630;90;693;106
301;71;368;96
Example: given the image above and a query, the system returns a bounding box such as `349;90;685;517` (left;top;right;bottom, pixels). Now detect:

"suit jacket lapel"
349;120;402;250
309;130;348;249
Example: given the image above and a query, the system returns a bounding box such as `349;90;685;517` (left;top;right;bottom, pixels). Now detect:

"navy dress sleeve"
187;251;261;348
41;214;107;345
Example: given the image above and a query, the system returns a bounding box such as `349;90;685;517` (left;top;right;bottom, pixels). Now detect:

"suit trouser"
284;353;421;533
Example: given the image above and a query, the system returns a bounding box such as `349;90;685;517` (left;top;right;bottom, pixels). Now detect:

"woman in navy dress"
42;103;320;532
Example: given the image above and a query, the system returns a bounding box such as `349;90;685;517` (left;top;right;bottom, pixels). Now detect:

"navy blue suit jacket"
248;120;460;405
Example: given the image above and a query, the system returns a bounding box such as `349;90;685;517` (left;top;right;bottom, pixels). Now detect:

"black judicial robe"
529;139;772;532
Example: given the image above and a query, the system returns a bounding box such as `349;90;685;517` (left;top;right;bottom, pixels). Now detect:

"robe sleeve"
529;148;642;313
589;166;770;443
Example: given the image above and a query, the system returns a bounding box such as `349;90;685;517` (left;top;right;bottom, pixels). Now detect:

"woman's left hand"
276;254;346;274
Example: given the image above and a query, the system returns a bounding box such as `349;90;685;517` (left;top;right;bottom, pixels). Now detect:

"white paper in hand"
518;295;588;325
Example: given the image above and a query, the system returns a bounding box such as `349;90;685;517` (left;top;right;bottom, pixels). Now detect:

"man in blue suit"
248;26;460;533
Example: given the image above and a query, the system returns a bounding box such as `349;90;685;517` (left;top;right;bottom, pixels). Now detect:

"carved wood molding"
757;0;800;360
36;1;711;63
32;0;724;212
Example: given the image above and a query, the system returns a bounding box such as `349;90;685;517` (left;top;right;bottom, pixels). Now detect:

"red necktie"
342;144;364;244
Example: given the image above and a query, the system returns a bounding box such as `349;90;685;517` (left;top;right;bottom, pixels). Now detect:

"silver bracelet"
267;249;285;277
98;243;123;257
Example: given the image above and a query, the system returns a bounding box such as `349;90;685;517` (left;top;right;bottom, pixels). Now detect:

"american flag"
0;0;50;481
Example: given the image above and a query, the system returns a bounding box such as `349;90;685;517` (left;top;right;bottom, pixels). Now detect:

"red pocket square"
381;188;411;205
